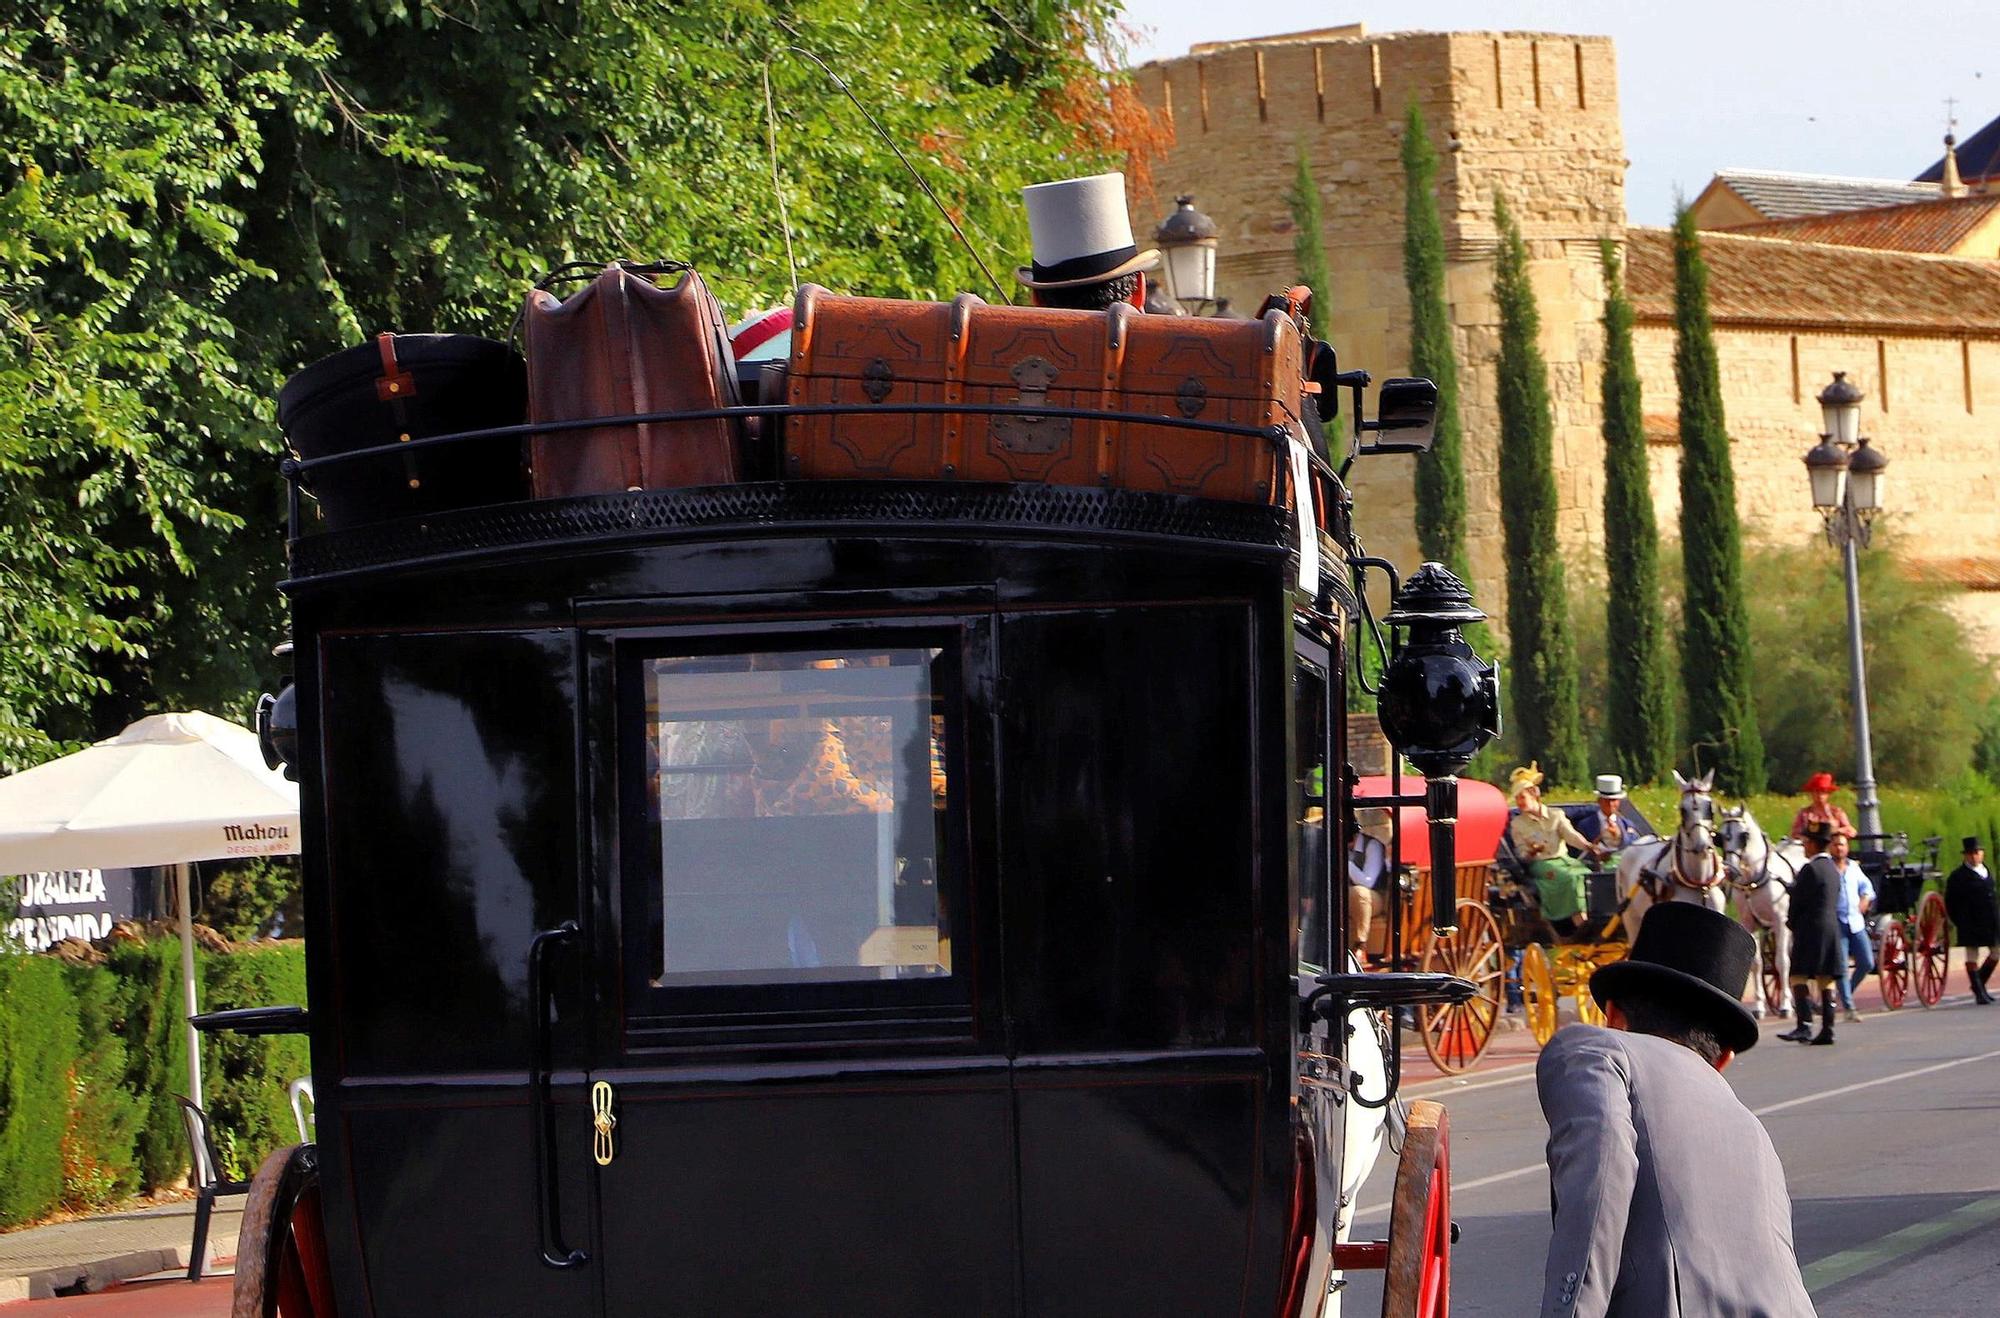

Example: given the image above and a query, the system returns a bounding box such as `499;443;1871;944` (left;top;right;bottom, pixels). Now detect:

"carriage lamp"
1802;373;1888;839
1154;195;1219;315
1818;370;1864;446
1373;563;1502;932
256;642;300;783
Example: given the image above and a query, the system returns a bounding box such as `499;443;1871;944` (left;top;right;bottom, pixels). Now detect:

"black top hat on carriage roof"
1591;902;1760;1054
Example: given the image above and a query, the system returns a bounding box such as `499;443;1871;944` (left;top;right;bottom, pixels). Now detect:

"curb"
2;1243;209;1303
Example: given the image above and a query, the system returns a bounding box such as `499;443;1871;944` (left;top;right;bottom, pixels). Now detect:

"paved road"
1343;994;2000;1316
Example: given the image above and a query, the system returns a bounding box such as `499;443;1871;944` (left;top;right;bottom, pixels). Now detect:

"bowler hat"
1965;837;1984;854
1591;903;1760;1054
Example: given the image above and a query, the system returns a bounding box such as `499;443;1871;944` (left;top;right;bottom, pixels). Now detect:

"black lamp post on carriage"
1803;371;1888;839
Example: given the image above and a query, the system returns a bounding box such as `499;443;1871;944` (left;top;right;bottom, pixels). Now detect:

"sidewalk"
0;1202;236;1304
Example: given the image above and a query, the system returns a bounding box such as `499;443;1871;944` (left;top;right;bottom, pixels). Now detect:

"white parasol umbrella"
0;711;300;1107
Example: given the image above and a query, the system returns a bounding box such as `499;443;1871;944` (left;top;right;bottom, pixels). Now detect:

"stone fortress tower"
1129;25;2000;654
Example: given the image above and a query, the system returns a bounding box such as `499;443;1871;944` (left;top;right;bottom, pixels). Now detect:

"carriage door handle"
528;922;588;1269
592;1081;618;1166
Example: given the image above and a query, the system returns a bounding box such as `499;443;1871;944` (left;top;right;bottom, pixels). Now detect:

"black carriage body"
285;480;1357;1317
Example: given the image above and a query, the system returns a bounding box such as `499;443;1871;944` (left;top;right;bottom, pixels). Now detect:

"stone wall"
1133;29;2000;662
1131;31;1627;629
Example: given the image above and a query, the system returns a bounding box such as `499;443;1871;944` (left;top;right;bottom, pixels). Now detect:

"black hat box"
278;333;529;531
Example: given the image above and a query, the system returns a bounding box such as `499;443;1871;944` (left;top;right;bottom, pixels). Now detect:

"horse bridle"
1717;814;1793;894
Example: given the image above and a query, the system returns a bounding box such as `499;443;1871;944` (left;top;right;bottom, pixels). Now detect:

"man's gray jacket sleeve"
1538;1028;1639;1317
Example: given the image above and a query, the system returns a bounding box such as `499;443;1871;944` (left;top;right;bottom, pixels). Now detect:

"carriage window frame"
1295;642;1334;976
613;618;980;1042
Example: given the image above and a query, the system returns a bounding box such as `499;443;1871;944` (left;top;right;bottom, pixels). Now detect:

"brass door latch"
591;1080;617;1167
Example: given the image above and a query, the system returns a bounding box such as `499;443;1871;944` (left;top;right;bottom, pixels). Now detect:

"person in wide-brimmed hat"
1789;771;1856;841
1537;902;1812;1316
1944;836;1998;1004
1506;762;1604;940
1016;173;1159;312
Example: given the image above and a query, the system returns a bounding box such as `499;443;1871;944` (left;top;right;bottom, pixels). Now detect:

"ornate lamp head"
1374;563;1501;778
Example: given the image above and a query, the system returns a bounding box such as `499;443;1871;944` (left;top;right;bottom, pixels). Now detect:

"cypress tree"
1598;240;1675;782
1491;193;1586;783
1672;208;1767;793
1401;101;1470;578
1288;145;1334;330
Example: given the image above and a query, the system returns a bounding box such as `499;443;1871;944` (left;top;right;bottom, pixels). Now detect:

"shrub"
0;956;79;1225
204;858;304;942
60;963;142;1211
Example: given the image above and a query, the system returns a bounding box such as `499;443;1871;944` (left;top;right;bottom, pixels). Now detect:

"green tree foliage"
1671;209;1765;793
204;858;303;942
1491;194;1585;783
1741;538;2000;791
1400;101;1471;581
1;1;1144;770
1288;146;1333;332
1597;241;1674;782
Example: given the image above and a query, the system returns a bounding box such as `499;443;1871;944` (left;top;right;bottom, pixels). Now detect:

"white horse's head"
1671;769;1717;858
1714;803;1769;885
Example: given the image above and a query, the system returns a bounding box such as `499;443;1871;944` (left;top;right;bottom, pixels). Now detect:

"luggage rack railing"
278;400;1344;540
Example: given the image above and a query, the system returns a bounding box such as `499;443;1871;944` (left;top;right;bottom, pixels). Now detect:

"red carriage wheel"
234;1144;336;1318
1382;1100;1452;1318
1878;921;1909;1010
1759;929;1783;1017
1914;891;1950;1008
1418;900;1505;1075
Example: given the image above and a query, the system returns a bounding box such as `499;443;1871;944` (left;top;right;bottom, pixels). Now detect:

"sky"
1118;1;2000;226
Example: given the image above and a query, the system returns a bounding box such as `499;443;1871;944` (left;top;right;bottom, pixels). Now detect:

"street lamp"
1155;194;1219;316
1803;372;1889;839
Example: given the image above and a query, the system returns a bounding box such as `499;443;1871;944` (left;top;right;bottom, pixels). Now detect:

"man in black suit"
1780;820;1844;1044
1944;836;1998;1005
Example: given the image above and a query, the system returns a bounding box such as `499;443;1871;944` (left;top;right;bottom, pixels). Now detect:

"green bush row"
0;940;307;1227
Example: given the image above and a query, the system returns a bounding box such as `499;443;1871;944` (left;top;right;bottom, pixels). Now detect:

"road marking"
1750;1045;2000;1118
1800;1193;2000;1293
1355;1045;2000;1222
1405;1061;1536;1098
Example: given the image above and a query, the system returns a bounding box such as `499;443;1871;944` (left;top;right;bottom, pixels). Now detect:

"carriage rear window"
642;647;951;987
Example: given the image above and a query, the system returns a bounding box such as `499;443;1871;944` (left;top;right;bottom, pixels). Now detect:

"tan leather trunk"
523;263;739;497
784;284;1299;503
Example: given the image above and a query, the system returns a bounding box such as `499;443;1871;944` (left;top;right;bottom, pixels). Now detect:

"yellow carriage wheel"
1575;988;1605;1028
1573;944;1621;1027
1522;943;1559;1046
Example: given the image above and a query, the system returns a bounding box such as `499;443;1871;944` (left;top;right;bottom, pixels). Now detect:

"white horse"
1716;805;1800;1018
1616;770;1730;942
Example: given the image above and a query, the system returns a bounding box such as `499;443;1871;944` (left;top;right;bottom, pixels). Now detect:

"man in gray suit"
1538;902;1814;1316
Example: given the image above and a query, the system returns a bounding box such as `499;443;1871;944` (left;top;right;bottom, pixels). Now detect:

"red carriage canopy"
1354;775;1509;868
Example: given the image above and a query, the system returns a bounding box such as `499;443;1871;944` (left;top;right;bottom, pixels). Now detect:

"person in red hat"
1788;772;1856;842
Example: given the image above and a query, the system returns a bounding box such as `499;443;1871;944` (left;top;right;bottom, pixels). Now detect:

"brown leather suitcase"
523;262;739;497
784;284;1300;503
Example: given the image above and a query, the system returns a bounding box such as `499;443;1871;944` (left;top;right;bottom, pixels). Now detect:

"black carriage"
231;289;1499;1317
1851;832;1949;1009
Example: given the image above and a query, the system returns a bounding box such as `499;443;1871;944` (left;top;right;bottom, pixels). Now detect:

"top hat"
1508;762;1544;801
1965;836;1984;854
1800;771;1838;795
1594;774;1626;799
1591;902;1760;1054
1016;174;1160;291
1802;819;1835;846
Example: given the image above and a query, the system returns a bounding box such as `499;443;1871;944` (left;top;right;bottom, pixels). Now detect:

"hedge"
0;939;307;1227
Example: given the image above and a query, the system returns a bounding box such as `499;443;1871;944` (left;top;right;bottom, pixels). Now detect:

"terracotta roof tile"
1625;228;2000;336
1727;194;2000;254
1710;169;1938;221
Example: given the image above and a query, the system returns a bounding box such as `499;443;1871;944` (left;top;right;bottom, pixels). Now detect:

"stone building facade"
1129;28;2000;656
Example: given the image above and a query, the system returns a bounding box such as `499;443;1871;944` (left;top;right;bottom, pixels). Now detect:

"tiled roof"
1924;558;2000;591
1710;169;1938;221
1726;194;2000;254
1916;111;2000;183
1624;227;2000;335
